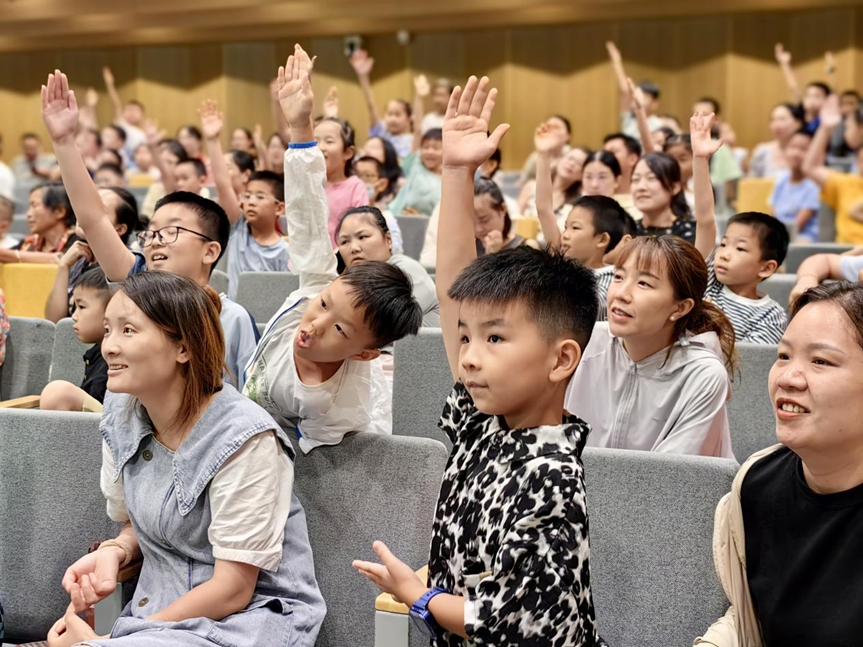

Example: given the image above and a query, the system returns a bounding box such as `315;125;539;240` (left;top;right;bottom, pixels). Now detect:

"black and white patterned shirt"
636;217;696;246
428;381;600;647
705;252;787;345
594;265;615;322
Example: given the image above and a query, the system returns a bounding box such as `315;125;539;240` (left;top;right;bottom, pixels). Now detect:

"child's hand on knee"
352;541;429;607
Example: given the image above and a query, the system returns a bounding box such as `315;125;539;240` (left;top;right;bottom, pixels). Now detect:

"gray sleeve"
222;303;259;389
389;255;439;326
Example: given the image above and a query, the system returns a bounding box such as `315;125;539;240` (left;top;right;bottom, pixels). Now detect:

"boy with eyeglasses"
41;69;259;386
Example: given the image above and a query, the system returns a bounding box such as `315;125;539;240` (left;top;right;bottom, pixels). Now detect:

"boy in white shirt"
242;45;423;453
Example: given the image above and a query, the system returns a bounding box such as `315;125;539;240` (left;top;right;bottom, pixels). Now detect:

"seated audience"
0;193;20;250
774;43;832;133
603;132;641;200
606;41;664;141
359;136;404;203
0;183;78;264
769;129;821;242
45;186;139;323
41;69;258;385
40;268;114;412
349;49;414;159
696;281;863;647
94;163;125;189
518;122;587;219
566;234;736;457
803;95;863;245
353;155;405;254
631;152;695;244
102;66;148;157
12;133;58;189
473;177;539;255
691;112;789;345
200;99;288;299
242;45;422;454
390;128;443;217
47;271;326;647
518;114;572;184
749;103;804;179
127;143;160;182
354;74;604;647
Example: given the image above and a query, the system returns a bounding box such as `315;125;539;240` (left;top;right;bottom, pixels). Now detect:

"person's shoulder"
741;444;794;494
219;295;256;327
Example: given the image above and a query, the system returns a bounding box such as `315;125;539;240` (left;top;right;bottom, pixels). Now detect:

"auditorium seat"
49;317;89;385
0;317;54;401
373;447;738;647
293;432;448;647
0;263;59;318
736;177;775;215
209;268;229;296
784;243;853;273
728;343;778;463
391;328;452;447
235;271;299;324
0;409;118;643
395;215;430;261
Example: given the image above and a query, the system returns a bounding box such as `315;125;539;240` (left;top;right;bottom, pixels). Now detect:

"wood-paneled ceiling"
0;0;856;52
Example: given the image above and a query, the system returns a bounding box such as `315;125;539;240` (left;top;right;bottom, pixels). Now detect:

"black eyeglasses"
137;226;214;248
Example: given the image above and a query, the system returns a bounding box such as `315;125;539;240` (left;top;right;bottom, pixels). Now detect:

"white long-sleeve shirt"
566;322;734;458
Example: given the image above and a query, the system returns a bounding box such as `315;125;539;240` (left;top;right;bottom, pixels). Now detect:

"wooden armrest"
0;395;41;409
119;559;143;583
374;565;428;614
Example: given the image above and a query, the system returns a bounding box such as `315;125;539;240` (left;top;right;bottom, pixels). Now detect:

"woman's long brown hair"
120;271;225;433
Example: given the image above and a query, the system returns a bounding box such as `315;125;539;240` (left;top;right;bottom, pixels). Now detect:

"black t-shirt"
80;343;108;404
742;446;863;646
635;218;695;246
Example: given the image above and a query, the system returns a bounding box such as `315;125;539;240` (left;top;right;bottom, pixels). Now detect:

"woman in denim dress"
47;271;326;647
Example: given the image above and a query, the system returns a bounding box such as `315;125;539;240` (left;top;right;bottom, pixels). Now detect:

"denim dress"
87;386;326;646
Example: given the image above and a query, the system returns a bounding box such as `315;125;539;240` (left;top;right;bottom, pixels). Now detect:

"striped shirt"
594;265;615;322
705;252;787;345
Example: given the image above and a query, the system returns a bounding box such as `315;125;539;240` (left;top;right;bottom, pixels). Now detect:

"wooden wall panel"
2;7;863;169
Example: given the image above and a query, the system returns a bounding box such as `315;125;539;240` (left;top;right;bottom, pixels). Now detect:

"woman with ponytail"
48;271;325;647
631;152;696;245
566;235;736;458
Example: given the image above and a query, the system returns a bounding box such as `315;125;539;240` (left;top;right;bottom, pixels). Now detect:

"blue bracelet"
289;141;317;149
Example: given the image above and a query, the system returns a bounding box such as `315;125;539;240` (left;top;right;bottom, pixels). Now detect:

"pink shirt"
326;176;369;247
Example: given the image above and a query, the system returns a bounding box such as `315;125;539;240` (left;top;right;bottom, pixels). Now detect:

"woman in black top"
698;281;863;646
631;152;695;245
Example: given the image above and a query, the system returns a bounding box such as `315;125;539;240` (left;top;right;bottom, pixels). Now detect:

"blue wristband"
288;141;317;149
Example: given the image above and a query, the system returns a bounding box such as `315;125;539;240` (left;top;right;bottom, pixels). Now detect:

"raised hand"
775;43;791;66
323;86;339;119
820;93;842;129
85;87;99;108
42;70;79;144
102;66;115;88
349;49;374;78
414;74;431;98
605;41;622;64
534;121;566;154
277;44;316;129
690;112;723;158
825;50;837;74
442;76;510;171
143;119;166;147
627;77;648;112
198;99;224;141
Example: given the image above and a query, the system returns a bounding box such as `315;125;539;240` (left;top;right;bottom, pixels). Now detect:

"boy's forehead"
457;298;531;327
725;222;759;241
150;203;198;228
247;180;275;195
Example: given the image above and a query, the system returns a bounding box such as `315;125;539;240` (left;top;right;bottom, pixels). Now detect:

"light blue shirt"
769;171;821;242
226;214;290;300
840;255;863;282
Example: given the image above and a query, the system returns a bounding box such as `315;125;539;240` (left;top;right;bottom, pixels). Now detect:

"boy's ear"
275;200;286;216
349;348;381;362
115;223;128;238
596;231;611;250
203;241;222;267
374;177;389;196
549;339;582;385
757;259;779;281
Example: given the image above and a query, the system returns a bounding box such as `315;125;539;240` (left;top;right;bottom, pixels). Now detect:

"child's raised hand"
198;99;224;141
349;49;374;78
825;50;837;74
101;66;115;88
690;112;723;158
42;70;79;144
442;76;510;171
323;86;339;119
819;93;842;129
414;74;431;98
534;121;565;154
277;44;316;129
143;119;166;147
774;43;791;66
85;87;99;108
352;541;428;607
627;77;648;112
605;41;622;63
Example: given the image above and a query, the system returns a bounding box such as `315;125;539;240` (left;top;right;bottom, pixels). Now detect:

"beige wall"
1;7;860;169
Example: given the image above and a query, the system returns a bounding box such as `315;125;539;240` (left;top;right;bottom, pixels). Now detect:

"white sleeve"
283;145;338;291
100;440;130;522
419;203;440;268
208;431;294;572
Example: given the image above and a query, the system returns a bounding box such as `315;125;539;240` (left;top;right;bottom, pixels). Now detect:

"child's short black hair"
97;163;124;178
639;81;661;100
339;262;423;348
75;267;115;303
421;128;443;145
103;187;140;245
603;132;642;157
178;158;207;179
697;96;721;115
448;246;598;351
247;171;285;202
229;150;256;175
728;211;790;267
806;81;832;97
154;192;229;271
107;124;127;143
571;195;632;254
101;149;123;168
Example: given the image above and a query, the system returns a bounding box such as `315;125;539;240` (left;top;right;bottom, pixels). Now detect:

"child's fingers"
469;76;490;118
457;76;477;118
445;85;461;120
60;72;69;99
479;87;498;126
68;89;78;113
41;84;47;109
488;123;511;150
